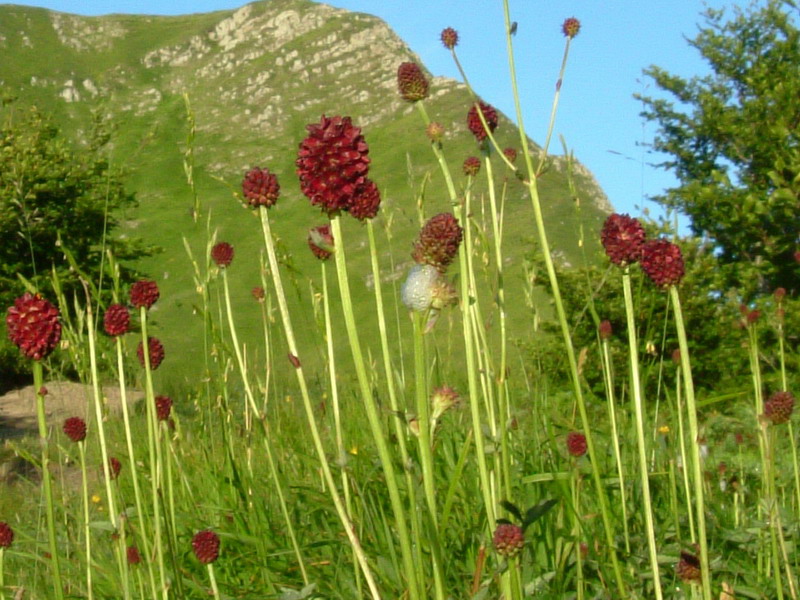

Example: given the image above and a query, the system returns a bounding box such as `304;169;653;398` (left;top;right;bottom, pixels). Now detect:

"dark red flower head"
252;286;265;302
63;416;87;443
242;166;280;209
676;551;701;584
308;224;335;261
598;320;613;340
641;239;685;288
348;179;381;221
211;242;234;268
130;280;159;310
493;523;524;557
137;336;165;370
562;17;581;38
0;522;13;548
774;287;786;302
467;102;498;142
502;147;518;163
440;27;458;49
155;395;173;421
764;391;795;425
103;304;130;337
108;457;122;480
397;62;429;102
412;212;464;273
127;545;141;565
463;156;481;176
566;431;587;457
600;213;645;266
296;115;372;217
6;293;61;360
192;529;220;564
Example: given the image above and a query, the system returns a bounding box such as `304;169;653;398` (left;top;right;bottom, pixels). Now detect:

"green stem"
33;361;64;600
622;271;663;599
670;286;712;600
259;207;382;599
79;443;93;600
207;563;221;600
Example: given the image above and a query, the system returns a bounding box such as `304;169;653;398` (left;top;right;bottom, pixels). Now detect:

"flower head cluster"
192;529;220;564
6;293;61;361
440;27;458;49
502;147;518;163
493;523;524;557
463;156;480;176
252;286;265;302
130;280;159;310
308;224;334;261
211;242;234;268
103;304;130;337
562;17;581;38
296;115;380;219
108;457;122;480
676;551;701;584
63;416;87;443
566;432;588;457
137;337;165;370
412;212;463;273
155;395;173;421
127;545;141;565
641;239;685;288
397;62;429;102
426;122;444;143
467;102;498;142
431;385;460;421
0;522;13;548
764;391;795;425
600;213;645;266
242;166;280;208
598;320;613;340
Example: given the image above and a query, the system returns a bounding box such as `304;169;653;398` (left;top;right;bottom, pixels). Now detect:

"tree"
639;0;800;297
0;100;148;384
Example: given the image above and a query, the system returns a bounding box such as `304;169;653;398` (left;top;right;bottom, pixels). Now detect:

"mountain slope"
0;0;612;385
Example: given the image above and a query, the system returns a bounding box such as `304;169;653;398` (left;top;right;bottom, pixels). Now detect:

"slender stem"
622;272;663;599
79;442;93;600
33;361;64;600
0;547;4;600
207;563;221;600
670;286;712;600
259;207;382;599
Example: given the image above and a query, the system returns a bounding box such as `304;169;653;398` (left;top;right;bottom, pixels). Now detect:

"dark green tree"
0;101;148;384
639;0;800;297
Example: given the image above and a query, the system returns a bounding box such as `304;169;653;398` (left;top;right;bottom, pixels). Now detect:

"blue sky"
6;0;737;223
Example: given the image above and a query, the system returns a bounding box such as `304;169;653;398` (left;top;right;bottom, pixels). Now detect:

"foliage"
639;0;800;297
0;100;148;382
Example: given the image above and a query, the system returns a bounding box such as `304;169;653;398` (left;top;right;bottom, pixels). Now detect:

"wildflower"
440;27;458;49
676;551;701;584
108;457;122;480
600;213;645;267
192;529;220;564
242;166;280;208
296;115;371;217
63;416;87;443
5;293;61;360
251;286;265;302
127;545;141;565
502;147;517;163
412;212;463;273
562;17;581;38
672;348;682;364
397;62;429;102
103;304;130;337
641;239;685;288
401;265;440;312
137;336;165;370
463;156;480;176
764;390;795;425
348;178;381;221
308;224;334;260
130;280;159;310
91;494;101;504
211;242;234;268
774;287;786;302
658;425;670;434
426;122;444;143
598;320;612;340
155;395;172;421
493;523;524;557
467;102;498;142
0;522;13;548
566;431;587;457
431;385;460;421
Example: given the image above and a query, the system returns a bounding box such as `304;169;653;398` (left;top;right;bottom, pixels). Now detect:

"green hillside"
0;0;612;387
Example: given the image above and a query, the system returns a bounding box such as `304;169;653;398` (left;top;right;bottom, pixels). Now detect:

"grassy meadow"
2;4;799;600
